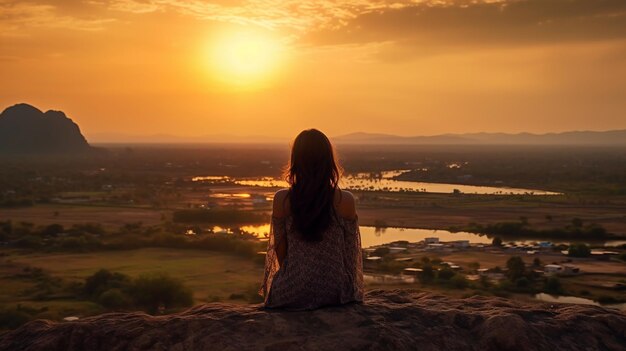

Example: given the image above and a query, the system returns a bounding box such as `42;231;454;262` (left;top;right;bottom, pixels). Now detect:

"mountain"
334;130;626;145
1;290;624;350
0;103;91;153
87;132;287;144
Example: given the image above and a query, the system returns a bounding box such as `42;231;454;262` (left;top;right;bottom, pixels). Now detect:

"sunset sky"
1;0;625;141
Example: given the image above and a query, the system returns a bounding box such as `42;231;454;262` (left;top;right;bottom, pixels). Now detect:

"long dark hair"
284;129;342;241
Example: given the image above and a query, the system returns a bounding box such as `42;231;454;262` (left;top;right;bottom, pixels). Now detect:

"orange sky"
1;0;625;141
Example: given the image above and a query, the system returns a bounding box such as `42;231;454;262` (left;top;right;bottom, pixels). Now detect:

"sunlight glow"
207;29;286;90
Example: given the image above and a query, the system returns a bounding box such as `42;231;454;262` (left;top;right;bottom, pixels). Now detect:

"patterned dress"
260;214;364;310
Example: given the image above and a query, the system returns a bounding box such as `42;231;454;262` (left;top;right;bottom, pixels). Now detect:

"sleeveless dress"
260;214;364;310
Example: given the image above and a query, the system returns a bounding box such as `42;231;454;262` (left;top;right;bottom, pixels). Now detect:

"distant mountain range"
2;103;625;147
89;130;626;145
0;103;91;153
333;130;626;146
87;132;286;144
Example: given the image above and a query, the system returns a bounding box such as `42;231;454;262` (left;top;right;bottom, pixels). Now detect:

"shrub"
131;272;193;314
544;277;563;294
450;275;468;289
506;256;526;281
419;264;435;283
84;269;131;298
568;243;591;258
373;247;390;257
98;288;132;309
437;268;455;280
0;308;31;330
515;277;530;289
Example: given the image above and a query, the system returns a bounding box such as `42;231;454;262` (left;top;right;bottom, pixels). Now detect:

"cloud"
0;1;114;36
95;0;424;31
85;0;626;52
304;0;626;48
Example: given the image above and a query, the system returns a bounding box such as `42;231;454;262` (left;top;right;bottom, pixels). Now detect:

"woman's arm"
272;189;289;265
337;190;357;220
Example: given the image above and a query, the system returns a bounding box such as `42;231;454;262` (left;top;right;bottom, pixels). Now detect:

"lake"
206;224;623;248
193;170;561;195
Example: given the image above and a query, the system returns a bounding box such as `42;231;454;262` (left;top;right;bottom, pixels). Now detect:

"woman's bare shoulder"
335;189;357;220
272;188;290;217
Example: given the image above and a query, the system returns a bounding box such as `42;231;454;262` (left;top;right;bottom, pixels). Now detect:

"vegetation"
462;219;612;240
506;256;526;281
568;243;591;258
0;220;265;260
172;209;266;224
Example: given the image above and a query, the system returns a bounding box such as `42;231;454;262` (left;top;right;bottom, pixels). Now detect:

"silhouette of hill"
334;130;626;145
1;290;624;351
0;104;91;153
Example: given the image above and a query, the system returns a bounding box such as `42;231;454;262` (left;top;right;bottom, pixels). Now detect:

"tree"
568;243;591;258
437;268;455;280
84;269;131;298
492;237;503;247
373;247;390;257
98;288;132;309
131;272;193;314
419;264;435;283
506;256;526;281
544;277;563;294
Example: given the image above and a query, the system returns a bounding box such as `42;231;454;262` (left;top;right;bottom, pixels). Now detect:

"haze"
1;0;625;141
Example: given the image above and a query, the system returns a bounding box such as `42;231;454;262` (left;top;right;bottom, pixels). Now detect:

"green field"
0;248;264;323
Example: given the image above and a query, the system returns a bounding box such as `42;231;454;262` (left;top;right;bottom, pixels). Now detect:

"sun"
207;29;286;90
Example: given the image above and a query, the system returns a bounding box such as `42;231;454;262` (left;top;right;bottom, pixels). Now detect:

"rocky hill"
0;103;91;153
1;290;624;351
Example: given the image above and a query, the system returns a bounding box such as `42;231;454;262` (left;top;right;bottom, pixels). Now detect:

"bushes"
0;308;31;330
464;220;612;240
131;272;193;314
84;269;132;298
98;288;132;309
506;256;526;281
544;277;563;294
83;269;193;314
568;243;591;258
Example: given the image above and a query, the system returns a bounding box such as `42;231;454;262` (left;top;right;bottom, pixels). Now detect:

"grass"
6;248;264;304
0;248;264;328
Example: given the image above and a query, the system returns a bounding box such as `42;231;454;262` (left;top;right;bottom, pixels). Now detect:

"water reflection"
240;224;271;238
534;293;626;311
359;226;492;247
192;170;560;195
204;224;622;248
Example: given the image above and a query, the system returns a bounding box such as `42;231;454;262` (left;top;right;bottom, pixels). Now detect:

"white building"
544;264;562;275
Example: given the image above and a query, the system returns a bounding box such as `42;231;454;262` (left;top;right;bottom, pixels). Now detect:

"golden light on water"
206;29;287;90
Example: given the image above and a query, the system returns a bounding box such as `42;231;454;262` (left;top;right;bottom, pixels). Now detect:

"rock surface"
1;290;625;351
0;103;91;153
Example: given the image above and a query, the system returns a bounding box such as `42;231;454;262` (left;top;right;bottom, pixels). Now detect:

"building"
424;237;439;244
544;264;562;275
450;240;470;248
426;243;445;251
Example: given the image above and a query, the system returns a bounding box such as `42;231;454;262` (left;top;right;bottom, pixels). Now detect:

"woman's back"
261;189;364;310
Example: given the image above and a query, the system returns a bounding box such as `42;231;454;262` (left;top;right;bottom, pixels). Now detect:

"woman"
260;129;364;310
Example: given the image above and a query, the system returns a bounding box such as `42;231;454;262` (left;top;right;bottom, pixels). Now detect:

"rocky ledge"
1;290;625;351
